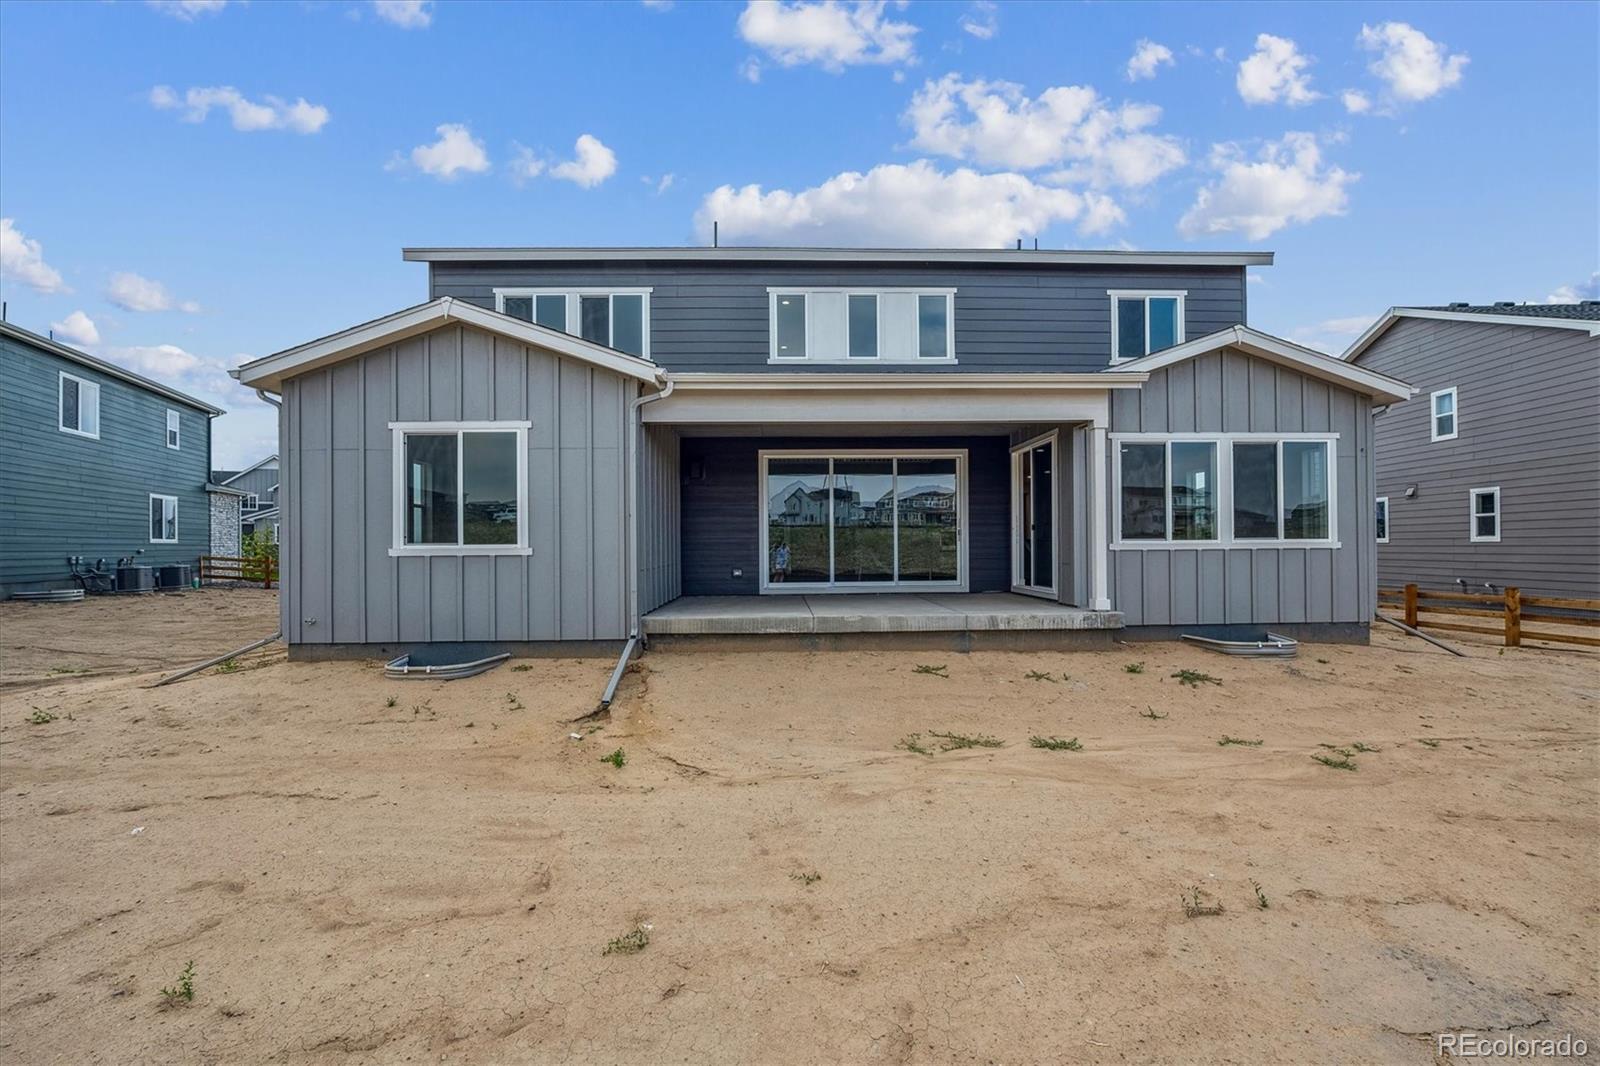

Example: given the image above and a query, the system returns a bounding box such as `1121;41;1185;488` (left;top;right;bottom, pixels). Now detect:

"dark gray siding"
279;322;634;645
677;435;1011;596
1108;349;1377;626
1355;317;1600;598
225;464;279;509
429;261;1246;374
0;332;212;594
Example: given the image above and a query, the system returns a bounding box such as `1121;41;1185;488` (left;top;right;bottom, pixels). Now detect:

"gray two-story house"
0;320;229;597
233;247;1411;657
1344;303;1600;598
212;454;280;541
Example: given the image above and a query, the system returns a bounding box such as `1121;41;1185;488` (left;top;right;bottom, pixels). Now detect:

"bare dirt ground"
1;593;1596;1065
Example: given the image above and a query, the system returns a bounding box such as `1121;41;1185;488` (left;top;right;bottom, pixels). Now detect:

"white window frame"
1010;430;1060;597
165;409;181;449
757;448;969;594
244;493;259;511
148;493;179;544
58;371;101;439
765;288;957;364
389;420;532;557
1469;485;1500;543
1375;496;1389;544
491;288;652;360
1108;290;1187;364
1430;386;1458;442
1110;432;1340;550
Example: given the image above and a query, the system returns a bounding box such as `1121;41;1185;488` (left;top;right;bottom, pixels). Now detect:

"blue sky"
1;0;1595;466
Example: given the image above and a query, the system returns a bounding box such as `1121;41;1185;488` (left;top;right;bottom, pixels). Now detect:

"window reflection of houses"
769;483;863;526
887;484;956;527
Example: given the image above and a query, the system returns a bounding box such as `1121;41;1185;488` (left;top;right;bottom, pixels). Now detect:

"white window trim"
1375;496;1389;544
491;288;652;361
388;420;533;557
58;371;100;439
1430;386;1458;442
1108;290;1187;364
757;448;968;594
1110;431;1340;550
244;493;259;511
1469;485;1500;543
166;409;181;450
765;287;958;365
149;493;179;544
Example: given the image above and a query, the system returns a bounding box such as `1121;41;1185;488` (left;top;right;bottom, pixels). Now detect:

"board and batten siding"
1107;348;1377;626
0;330;212;594
279;322;633;645
429;261;1246;374
638;424;682;614
1354;316;1600;598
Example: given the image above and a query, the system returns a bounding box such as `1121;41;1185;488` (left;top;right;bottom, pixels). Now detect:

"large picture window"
494;289;650;358
390;421;530;556
1113;434;1337;547
762;451;965;591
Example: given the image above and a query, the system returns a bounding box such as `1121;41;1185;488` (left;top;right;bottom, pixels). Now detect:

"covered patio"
642;591;1123;636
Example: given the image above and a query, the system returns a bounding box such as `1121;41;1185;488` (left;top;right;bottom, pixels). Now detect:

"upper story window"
244;493;260;511
1109;290;1185;362
493;289;650;359
1430;386;1458;441
768;289;955;364
1470;486;1500;543
60;371;101;439
166;409;181;449
389;420;532;557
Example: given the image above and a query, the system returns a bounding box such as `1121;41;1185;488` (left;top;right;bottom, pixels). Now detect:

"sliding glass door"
763;451;965;592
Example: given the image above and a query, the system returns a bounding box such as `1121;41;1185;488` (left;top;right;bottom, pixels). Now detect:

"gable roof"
0;320;226;415
1111;325;1414;405
233;297;664;393
1342;305;1600;363
219;454;279;485
402;246;1275;268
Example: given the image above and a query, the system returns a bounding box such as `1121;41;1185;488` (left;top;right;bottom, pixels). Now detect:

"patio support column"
1088;422;1112;611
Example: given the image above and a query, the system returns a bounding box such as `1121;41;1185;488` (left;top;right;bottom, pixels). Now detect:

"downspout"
599;372;674;711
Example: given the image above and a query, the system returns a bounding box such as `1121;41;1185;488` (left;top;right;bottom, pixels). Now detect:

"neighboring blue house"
234;246;1412;657
0;320;231;596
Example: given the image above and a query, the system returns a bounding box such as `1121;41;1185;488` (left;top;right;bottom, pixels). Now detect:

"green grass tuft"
927;730;1004;751
1030;735;1082;751
160;960;196;1004
1217;735;1263;747
1311;753;1357;771
1024;670;1056;682
912;663;949;678
603;926;650;956
600;748;626;769
27;708;57;725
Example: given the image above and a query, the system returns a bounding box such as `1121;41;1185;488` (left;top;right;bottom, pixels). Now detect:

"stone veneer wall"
208;491;241;558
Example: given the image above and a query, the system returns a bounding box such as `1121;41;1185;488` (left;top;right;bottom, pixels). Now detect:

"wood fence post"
1504;587;1521;647
1404;583;1419;628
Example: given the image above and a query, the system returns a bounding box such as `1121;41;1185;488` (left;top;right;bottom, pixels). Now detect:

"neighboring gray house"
1344;303;1600;598
0;320;228;596
213;454;280;540
233;247;1411;658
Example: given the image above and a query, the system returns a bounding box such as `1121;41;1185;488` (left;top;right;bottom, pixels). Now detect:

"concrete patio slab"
642;593;1123;636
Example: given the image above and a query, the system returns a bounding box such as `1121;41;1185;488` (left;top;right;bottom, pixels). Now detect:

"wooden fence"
200;555;278;589
1378;584;1600;649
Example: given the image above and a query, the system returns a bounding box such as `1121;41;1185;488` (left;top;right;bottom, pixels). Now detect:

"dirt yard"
1;593;1595;1064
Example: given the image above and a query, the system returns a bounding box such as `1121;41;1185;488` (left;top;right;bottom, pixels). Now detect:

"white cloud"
904;74;1184;188
642;173;676;195
1236;33;1319;106
696;159;1118;247
50;311;100;346
509;145;545;185
1341;89;1372;115
399;123;490;180
149;85;330;134
739;57;764;83
1358;22;1467;104
0;218;68;294
737;0;917;73
959;1;997;40
106;271;200;313
641;0;675;8
550;134;618;188
1543;273;1600;304
372;0;432;29
1291;314;1376;353
146;0;228;20
1125;39;1174;81
1179;132;1356;241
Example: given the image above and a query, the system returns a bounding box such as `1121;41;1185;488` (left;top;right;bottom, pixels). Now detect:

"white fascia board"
1123;325;1414;404
233;298;663;391
668;371;1149;391
1342;307;1600;363
403;247;1276;268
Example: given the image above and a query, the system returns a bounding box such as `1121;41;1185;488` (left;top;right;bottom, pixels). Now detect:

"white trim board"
403;246;1276;268
1342;306;1600;363
1116;325;1414;404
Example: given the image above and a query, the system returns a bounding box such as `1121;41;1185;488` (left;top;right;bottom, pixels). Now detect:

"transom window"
761;451;965;591
1431;387;1458;441
149;494;178;543
389;421;531;556
493;289;650;359
60;371;101;439
1112;434;1337;547
1469;486;1500;543
166;409;181;449
768;289;955;363
1109;290;1186;362
1375;496;1389;544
